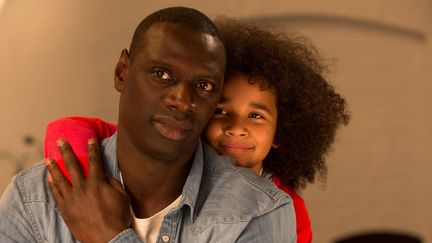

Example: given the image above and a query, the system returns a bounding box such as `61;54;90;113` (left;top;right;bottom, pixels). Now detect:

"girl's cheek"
204;123;220;141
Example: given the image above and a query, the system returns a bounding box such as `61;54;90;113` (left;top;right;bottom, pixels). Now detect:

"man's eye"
152;70;172;81
214;108;228;115
249;113;263;119
196;81;214;92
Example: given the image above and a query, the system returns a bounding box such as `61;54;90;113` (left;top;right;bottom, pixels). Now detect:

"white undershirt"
132;196;181;243
119;172;182;243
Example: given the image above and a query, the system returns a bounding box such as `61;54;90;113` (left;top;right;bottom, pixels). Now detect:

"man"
0;7;295;242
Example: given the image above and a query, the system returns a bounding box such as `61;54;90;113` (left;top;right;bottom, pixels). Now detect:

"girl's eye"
214;107;228;115
152;69;172;81
196;81;215;92
249;113;263;119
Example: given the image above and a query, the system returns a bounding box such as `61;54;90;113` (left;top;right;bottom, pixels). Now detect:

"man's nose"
224;118;248;137
165;82;196;114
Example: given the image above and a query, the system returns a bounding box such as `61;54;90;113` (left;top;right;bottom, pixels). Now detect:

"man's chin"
146;141;199;163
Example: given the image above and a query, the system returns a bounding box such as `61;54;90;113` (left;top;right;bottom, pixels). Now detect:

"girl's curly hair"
215;17;350;190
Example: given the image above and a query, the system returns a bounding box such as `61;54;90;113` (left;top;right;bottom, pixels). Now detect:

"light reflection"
0;0;5;16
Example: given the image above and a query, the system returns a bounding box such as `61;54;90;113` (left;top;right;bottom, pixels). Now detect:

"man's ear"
114;49;130;92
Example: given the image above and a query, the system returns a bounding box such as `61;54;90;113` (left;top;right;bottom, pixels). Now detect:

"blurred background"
0;0;431;242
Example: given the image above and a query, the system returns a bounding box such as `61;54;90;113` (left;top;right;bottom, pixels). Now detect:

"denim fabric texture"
0;133;296;243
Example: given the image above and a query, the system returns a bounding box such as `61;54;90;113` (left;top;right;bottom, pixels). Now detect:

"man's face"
115;22;225;163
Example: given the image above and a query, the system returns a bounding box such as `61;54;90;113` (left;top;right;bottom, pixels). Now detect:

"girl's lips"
219;144;254;154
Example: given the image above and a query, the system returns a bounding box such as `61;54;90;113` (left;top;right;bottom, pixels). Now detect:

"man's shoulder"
6;161;52;204
0;161;77;242
188;145;293;238
200;144;292;214
202;161;292;211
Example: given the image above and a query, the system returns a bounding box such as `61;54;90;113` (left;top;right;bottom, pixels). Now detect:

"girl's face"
204;73;278;175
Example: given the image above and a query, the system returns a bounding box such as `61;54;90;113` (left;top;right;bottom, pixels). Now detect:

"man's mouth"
152;116;192;141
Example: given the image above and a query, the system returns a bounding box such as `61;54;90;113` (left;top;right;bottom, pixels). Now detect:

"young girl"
45;18;349;243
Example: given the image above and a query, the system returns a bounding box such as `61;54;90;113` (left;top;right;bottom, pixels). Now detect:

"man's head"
128;7;222;61
114;7;226;163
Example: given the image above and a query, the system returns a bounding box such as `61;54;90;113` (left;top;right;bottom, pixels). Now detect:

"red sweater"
44;117;312;243
44;117;117;181
272;177;312;243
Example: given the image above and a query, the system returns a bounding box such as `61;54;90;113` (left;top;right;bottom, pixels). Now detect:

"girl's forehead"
221;74;277;112
223;74;276;98
225;72;275;91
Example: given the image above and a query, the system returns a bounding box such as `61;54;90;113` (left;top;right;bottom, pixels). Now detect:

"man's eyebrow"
250;102;272;114
143;58;173;69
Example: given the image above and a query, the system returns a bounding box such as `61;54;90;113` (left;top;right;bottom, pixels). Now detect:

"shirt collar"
100;132;121;180
178;140;204;222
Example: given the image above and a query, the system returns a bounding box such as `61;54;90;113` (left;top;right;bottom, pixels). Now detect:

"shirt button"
162;235;170;242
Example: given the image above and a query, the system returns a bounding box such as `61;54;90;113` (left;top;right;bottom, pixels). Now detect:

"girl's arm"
44;117;117;182
272;176;313;243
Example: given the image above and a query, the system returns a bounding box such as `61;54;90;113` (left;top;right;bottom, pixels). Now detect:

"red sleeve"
272;177;313;243
44;117;117;183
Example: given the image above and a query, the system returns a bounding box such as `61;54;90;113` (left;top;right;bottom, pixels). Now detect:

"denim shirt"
0;134;296;243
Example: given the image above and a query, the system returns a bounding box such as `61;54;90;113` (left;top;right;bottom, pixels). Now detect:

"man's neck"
116;134;194;218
